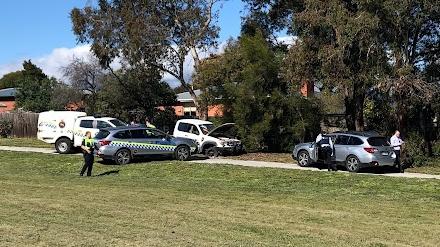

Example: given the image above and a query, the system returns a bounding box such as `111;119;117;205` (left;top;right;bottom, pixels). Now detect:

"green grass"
0;151;439;246
0;138;52;148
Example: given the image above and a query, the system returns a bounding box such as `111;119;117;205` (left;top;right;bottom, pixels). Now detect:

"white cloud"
0;44;92;81
0;36;295;88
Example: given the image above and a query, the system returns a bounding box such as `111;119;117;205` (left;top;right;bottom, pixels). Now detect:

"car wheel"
55;138;72;154
175;145;190;161
297;150;310;167
115;149;131;165
205;147;219;158
346;155;360;173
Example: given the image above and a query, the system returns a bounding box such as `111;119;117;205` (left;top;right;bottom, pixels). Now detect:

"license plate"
381;152;389;156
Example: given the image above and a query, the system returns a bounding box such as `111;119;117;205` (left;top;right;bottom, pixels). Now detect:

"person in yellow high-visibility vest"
145;117;156;128
80;131;95;176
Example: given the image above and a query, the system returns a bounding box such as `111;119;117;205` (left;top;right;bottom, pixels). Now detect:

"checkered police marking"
110;141;177;152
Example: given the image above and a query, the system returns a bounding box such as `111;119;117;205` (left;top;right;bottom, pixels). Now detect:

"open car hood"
207;123;238;139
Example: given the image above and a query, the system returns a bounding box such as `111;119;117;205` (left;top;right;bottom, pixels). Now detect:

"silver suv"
292;131;396;172
94;126;198;165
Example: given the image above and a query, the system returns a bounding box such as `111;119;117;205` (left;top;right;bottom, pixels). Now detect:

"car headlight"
220;141;226;146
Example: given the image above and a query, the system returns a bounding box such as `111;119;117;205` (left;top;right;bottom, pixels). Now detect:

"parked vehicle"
37;111;127;154
292;131;396;172
95;126;198;165
173;119;244;157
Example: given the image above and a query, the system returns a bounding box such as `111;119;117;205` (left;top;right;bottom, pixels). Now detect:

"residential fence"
0;112;39;138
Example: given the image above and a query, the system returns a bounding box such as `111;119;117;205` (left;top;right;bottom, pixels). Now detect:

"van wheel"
115;149;132;165
297;150;310;167
346;155;361;173
55;138;72;154
175;145;190;161
205;147;219;158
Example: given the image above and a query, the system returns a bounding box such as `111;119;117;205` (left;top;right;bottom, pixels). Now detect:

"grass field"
0;138;51;148
1;151;439;246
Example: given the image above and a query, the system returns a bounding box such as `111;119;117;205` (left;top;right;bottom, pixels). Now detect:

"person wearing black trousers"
80;131;95;176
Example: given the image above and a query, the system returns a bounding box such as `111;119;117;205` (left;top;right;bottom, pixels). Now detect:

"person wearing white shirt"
316;133;336;171
390;130;404;172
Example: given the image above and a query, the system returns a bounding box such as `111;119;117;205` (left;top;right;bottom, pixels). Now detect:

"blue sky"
0;0;246;78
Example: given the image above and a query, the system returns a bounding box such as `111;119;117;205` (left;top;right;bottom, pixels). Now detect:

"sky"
0;0;246;85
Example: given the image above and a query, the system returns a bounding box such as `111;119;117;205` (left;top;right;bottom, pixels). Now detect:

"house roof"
0;88;17;98
176;89;201;103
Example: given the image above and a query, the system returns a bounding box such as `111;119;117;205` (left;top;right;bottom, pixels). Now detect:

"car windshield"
199;124;214;134
95;130;110;139
367;137;390;146
109;119;127;127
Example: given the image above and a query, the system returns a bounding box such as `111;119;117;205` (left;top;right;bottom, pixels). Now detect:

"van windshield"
367;137;390;147
109;119;127;127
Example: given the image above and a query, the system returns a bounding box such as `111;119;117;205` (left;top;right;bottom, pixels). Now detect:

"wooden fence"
0;112;39;138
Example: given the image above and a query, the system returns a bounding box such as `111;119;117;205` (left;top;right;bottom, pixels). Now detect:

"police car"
94;126;198;165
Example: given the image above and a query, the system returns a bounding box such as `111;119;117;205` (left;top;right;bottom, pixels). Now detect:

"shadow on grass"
97;154;209;166
309;162;404;174
95;170;120;176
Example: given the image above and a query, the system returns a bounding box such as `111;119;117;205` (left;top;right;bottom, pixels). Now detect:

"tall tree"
0;71;23;89
97;67;176;122
62;56;106;114
195;31;321;151
70;0;222;119
15;61;56;112
282;0;388;131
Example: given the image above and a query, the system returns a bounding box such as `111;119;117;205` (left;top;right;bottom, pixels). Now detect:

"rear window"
348;137;364;145
113;130;131;139
109;119;127;127
95;130;110;139
367;137;390;146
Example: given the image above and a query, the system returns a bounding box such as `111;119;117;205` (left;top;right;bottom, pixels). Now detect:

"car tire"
297;150;311;167
175;145;190;161
346;155;361;173
55;138;72;154
205;147;219;158
115;149;132;165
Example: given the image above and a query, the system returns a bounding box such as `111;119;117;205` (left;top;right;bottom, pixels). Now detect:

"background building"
0;88;17;113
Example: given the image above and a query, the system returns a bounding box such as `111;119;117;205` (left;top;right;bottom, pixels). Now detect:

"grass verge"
0;138;52;148
0;151;439;246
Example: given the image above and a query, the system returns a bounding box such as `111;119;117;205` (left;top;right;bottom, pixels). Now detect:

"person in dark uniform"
80;131;95;176
316;133;337;171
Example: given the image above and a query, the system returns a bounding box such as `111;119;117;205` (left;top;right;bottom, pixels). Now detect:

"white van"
173;119;244;157
37;111;127;154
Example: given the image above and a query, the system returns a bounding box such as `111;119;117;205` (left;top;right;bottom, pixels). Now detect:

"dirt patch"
228;152;294;164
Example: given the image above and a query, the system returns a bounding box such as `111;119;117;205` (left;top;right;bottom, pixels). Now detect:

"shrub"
0;118;13;138
404;132;428;166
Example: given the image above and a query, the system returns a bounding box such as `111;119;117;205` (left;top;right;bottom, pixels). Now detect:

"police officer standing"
80;131;95;176
316;133;337;171
390;130;404;173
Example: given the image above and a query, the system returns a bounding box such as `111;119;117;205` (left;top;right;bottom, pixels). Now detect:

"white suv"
173;119;244;157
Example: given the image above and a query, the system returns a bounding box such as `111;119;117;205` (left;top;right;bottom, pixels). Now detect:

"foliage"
15;61;56;112
195;31;321;151
0;71;23;89
0;118;13;138
50;82;84;111
404;132;429;166
363;92;395;135
70;0;222;118
96;67;176;123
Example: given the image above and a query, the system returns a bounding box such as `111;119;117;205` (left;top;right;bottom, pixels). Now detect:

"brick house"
173;89;224;117
0;88;17;113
